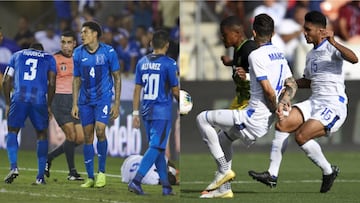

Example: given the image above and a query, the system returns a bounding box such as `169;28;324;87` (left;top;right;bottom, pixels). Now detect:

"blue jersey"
73;43;120;104
135;54;179;120
8;48;56;104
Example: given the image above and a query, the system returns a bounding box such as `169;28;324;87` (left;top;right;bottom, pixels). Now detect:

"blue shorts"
78;101;111;126
8;101;49;130
143;120;172;150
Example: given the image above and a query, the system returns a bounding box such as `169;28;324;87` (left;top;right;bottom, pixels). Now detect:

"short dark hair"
30;42;44;51
61;30;77;40
82;21;102;38
305;11;326;28
220;16;242;29
253;14;274;38
152;29;169;49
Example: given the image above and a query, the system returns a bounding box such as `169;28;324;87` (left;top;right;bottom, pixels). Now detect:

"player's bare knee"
295;132;307;145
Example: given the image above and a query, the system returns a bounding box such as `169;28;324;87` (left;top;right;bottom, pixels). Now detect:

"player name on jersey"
268;52;285;61
141;62;161;70
22;50;45;57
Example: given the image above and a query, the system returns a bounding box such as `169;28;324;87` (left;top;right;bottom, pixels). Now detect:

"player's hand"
71;105;79;119
110;105;119;120
221;55;231;66
276;101;291;120
235;67;246;80
132;115;140;129
321;29;336;45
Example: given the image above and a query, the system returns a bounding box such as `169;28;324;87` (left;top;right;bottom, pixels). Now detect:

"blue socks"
6;132;18;170
37;139;48;179
97;139;108;173
83;144;95;179
155;151;171;187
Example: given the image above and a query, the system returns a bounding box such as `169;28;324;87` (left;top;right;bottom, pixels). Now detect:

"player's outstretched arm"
132;84;142;129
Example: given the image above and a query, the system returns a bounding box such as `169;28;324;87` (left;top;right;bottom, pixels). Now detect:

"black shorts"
51;94;80;126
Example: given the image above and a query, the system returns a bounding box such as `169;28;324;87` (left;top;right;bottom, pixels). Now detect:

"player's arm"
296;78;311;88
72;76;81;119
2;66;14;118
278;76;297;107
323;30;358;64
172;86;179;103
260;79;277;113
110;69;121;120
132;84;142;129
47;70;56;118
221;55;233;66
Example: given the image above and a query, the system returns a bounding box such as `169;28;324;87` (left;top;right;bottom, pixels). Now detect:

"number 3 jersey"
135;54;179;120
6;48;56;104
73;43;120;104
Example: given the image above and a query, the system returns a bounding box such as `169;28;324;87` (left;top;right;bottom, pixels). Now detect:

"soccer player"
248;11;358;193
3;42;56;184
45;31;84;181
128;29;179;196
197;14;297;198
200;15;258;198
72;21;121;188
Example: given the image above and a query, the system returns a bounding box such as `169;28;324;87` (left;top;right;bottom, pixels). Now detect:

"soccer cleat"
4;168;19;184
81;178;94;188
94;172;106;188
320;165;340;193
128;181;145;195
162;186;176;196
45;161;51;178
248;170;277;188
68;172;84;181
200;189;234;198
31;178;46;185
205;170;236;191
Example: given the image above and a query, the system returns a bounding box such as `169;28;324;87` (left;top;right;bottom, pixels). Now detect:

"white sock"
196;111;225;159
300;140;332;175
268;131;289;177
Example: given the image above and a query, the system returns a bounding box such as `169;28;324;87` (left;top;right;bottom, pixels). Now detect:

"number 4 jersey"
135;54;179;120
73;43;120;105
6;48;56;104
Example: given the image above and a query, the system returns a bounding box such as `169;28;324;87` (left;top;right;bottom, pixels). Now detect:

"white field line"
0;188;129;203
182;179;360;185
0;167;121;178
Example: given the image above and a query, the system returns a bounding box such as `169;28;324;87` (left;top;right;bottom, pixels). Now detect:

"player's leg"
61;122;83;180
128;120;166;195
196;109;236;191
4;102;29;183
93;102;112;188
249;101;309;187
30;104;51;185
78;104;96;187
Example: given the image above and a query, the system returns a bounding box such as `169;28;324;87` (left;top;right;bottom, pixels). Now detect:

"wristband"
132;110;139;116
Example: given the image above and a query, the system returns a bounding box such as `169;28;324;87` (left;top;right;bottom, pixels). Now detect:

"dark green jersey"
232;39;258;104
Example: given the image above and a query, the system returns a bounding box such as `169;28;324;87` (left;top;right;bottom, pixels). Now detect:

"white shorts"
293;96;347;136
121;155;159;185
209;107;274;146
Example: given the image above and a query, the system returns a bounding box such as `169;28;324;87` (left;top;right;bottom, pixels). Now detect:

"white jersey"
304;39;347;101
248;42;293;113
121;155;160;185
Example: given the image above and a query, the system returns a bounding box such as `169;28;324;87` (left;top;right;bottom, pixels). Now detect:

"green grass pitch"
180;150;360;203
0;149;180;203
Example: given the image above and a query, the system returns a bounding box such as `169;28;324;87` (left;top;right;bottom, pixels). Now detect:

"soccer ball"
179;89;193;115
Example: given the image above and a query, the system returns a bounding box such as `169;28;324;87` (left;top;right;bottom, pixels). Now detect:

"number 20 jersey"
73;43;120;105
8;48;56;104
135;54;179;120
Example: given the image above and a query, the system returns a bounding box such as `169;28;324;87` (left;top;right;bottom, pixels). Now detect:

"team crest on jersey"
60;63;67;71
96;54;105;65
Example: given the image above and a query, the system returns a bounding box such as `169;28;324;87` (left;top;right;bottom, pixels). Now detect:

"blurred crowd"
0;1;179;77
201;0;360;70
